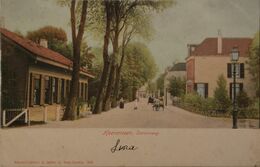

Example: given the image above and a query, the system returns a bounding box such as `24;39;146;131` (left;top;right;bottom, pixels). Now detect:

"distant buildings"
186;32;254;98
164;62;186;105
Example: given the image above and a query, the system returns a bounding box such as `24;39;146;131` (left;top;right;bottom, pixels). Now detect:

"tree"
119;42;157;101
26;26;72;57
86;0;174;112
62;0;88;120
237;91;251;108
27;26;67;43
168;76;186;97
156;73;166;96
93;0;113;114
111;9;155;107
146;81;157;96
27;25;94;68
101;0;175;111
248;31;260;97
214;74;231;112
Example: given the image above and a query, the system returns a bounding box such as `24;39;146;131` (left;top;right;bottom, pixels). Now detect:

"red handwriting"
102;130;159;136
14;160;94;165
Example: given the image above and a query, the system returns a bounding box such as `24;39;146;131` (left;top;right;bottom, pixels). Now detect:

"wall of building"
28;63;89;107
192;55;255;98
1;38;29;109
186;58;195;93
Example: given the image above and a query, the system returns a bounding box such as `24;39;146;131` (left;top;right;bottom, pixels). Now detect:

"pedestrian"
119;97;124;109
134;98;138;110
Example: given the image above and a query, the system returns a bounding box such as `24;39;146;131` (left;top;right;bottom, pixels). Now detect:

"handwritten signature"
110;139;138;153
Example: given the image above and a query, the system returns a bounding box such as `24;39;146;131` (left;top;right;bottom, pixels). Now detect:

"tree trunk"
102;27;120;111
63;52;80;120
111;30;128;108
111;66;120;108
103;62;116;111
63;0;88;120
93;60;110;114
93;1;112;114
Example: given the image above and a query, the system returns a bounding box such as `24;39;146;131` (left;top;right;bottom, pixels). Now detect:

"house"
186;32;254;99
164;62;186;105
137;84;147;98
1;28;94;121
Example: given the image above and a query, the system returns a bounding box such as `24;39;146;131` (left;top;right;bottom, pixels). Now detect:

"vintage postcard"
0;0;259;166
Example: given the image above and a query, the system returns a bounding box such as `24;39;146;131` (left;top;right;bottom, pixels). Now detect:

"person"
153;98;160;111
119;97;124;109
148;96;154;104
134;98;138;110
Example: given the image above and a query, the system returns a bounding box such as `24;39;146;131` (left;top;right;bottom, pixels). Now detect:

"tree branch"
76;0;88;44
70;0;76;46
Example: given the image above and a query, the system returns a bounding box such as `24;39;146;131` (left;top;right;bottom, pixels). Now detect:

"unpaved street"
28;98;258;128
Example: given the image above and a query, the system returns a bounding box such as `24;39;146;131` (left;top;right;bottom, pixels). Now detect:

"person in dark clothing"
119;97;124;109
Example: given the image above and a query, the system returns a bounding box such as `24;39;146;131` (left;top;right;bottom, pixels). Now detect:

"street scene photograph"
1;0;260;167
0;0;259;129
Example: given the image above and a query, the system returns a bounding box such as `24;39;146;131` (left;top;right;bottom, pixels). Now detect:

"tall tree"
248;31;260;97
214;74;231;112
26;26;72;57
111;10;154;107
93;0;113;114
104;0;174;110
156;73;166;97
168;76;186;97
27;26;67;43
62;0;88;120
120;42;157;101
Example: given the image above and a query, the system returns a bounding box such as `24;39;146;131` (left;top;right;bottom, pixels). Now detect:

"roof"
0;28;94;78
170;62;186;71
190;38;252;56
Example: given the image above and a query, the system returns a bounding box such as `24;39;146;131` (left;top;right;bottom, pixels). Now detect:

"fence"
2;108;30;127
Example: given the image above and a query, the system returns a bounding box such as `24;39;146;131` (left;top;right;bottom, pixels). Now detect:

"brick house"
1;28;94;120
186;32;254;99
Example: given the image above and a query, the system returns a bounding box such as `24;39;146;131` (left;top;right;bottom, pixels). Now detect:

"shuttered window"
227;63;232;78
33;78;41;105
227;63;244;78
240;63;244;78
52;78;58;103
85;83;88;102
44;76;51;104
61;79;65;104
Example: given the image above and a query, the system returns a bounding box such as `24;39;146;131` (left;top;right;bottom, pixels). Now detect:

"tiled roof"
171;62;186;71
191;38;252;56
0;28;94;78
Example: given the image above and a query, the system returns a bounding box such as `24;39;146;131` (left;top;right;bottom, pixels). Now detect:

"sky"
1;0;259;74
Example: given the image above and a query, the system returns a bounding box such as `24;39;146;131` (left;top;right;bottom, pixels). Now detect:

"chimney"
39;39;48;48
187;44;197;57
217;30;222;54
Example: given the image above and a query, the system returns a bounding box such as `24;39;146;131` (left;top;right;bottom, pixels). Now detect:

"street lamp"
230;47;239;129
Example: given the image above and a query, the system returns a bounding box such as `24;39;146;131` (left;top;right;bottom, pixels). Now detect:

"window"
33;78;40;105
227;63;244;78
81;83;84;98
66;80;70;97
194;83;208;98
52;78;58;103
44;76;51;104
230;83;243;100
61;79;65;103
85;83;88;101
